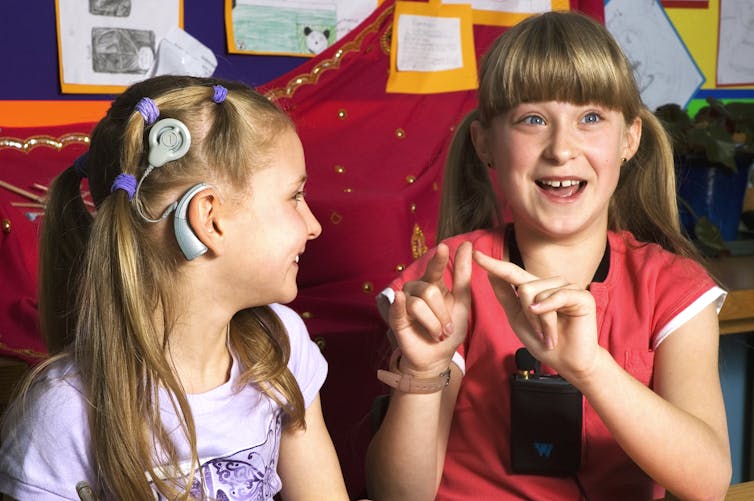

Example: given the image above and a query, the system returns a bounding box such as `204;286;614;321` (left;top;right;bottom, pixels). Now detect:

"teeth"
541;179;579;188
295;255;300;263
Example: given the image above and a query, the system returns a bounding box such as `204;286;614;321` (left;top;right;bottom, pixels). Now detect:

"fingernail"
546;338;555;350
444;322;454;335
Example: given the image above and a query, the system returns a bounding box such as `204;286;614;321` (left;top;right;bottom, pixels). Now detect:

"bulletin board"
1;0;752;126
665;0;754;108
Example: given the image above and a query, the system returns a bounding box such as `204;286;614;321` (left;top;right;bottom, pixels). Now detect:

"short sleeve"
0;364;95;499
270;303;328;408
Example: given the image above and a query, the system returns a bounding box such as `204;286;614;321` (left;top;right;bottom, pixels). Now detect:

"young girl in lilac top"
0;76;348;501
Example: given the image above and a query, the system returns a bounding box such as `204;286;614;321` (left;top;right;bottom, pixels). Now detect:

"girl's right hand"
387;242;472;378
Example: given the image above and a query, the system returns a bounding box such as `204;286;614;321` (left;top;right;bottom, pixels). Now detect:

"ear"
623;116;642;161
186;188;225;257
470;119;493;167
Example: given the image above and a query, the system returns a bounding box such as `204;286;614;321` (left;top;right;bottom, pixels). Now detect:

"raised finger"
421;243;450;285
451;242;473;311
473;250;539;286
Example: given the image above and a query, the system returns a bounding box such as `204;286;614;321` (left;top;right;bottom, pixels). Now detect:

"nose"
544;124;578;164
303;201;322;240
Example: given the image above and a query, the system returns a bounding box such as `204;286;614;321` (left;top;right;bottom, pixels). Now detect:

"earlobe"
186;187;224;257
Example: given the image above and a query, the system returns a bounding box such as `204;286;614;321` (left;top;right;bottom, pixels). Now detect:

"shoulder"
607;231;721;341
609;231;711;283
269;302;308;344
441;228;500;254
0;358;93;499
268;303;327;405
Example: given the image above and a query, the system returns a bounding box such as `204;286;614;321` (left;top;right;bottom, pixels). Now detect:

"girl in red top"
366;11;731;501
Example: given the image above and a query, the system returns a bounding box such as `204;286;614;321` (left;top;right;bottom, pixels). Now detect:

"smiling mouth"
536;179;586;197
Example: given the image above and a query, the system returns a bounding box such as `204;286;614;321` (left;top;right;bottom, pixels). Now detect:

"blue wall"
0;2;307;100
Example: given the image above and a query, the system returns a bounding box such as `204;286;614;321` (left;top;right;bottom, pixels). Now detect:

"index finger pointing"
473;250;538;286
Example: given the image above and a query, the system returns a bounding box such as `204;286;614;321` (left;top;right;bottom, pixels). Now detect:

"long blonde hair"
32;75;306;499
438;11;698;258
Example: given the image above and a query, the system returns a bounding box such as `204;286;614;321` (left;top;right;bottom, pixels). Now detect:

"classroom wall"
1;1;752;121
1;0;752;485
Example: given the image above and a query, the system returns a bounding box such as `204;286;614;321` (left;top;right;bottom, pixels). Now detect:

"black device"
510;348;583;476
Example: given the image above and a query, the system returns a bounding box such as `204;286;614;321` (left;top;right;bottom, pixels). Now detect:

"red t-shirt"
387;227;723;501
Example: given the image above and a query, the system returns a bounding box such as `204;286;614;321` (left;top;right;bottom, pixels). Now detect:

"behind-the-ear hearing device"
148;118;191;168
174;183;210;261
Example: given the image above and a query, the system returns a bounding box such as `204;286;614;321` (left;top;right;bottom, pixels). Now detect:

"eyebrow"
291;175;308;187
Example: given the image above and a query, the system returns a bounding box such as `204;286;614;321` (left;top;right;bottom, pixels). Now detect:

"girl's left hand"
473;250;600;382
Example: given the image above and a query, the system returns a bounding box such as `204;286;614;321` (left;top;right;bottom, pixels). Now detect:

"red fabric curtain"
258;1;604;495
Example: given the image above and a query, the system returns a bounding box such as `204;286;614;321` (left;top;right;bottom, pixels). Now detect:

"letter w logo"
533;442;554;458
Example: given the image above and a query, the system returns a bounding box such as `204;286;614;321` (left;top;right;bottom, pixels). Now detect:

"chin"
276;287;299;305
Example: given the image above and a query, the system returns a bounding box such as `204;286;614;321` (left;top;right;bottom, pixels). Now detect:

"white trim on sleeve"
653;286;727;350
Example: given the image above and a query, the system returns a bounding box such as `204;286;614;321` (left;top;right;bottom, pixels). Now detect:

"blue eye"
582;112;601;124
522;115;545;125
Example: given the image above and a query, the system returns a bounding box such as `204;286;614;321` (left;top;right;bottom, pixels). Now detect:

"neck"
507;224;608;289
166;320;233;394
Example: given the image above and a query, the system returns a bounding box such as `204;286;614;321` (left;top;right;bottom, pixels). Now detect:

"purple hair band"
73;152;89;178
135;97;159;125
212;85;228;104
110;173;138;201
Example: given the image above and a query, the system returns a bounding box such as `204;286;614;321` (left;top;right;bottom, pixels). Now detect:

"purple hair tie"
110;173;138;201
212;85;228;104
73;152;89;178
135;97;159;125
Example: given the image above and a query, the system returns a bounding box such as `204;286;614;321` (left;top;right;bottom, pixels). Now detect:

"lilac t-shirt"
0;303;327;500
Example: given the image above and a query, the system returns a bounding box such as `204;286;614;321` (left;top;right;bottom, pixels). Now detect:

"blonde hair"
438;11;698;258
32;76;306;499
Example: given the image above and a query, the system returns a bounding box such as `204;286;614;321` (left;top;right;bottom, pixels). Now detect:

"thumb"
387;290;412;333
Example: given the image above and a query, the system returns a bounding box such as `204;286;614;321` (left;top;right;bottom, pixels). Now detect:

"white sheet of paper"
605;0;704;109
58;0;181;87
396;15;463;72
150;28;217;78
716;0;754;86
441;0;553;13
334;0;379;40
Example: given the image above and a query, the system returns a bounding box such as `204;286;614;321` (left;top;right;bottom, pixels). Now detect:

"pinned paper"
55;0;183;94
441;0;570;27
386;1;477;94
150;28;217;78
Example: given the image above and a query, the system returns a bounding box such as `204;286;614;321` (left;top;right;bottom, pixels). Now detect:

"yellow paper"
386;1;477;95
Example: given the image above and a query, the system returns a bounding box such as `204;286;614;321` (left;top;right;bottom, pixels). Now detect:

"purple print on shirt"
204;412;282;500
155;412;283;500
